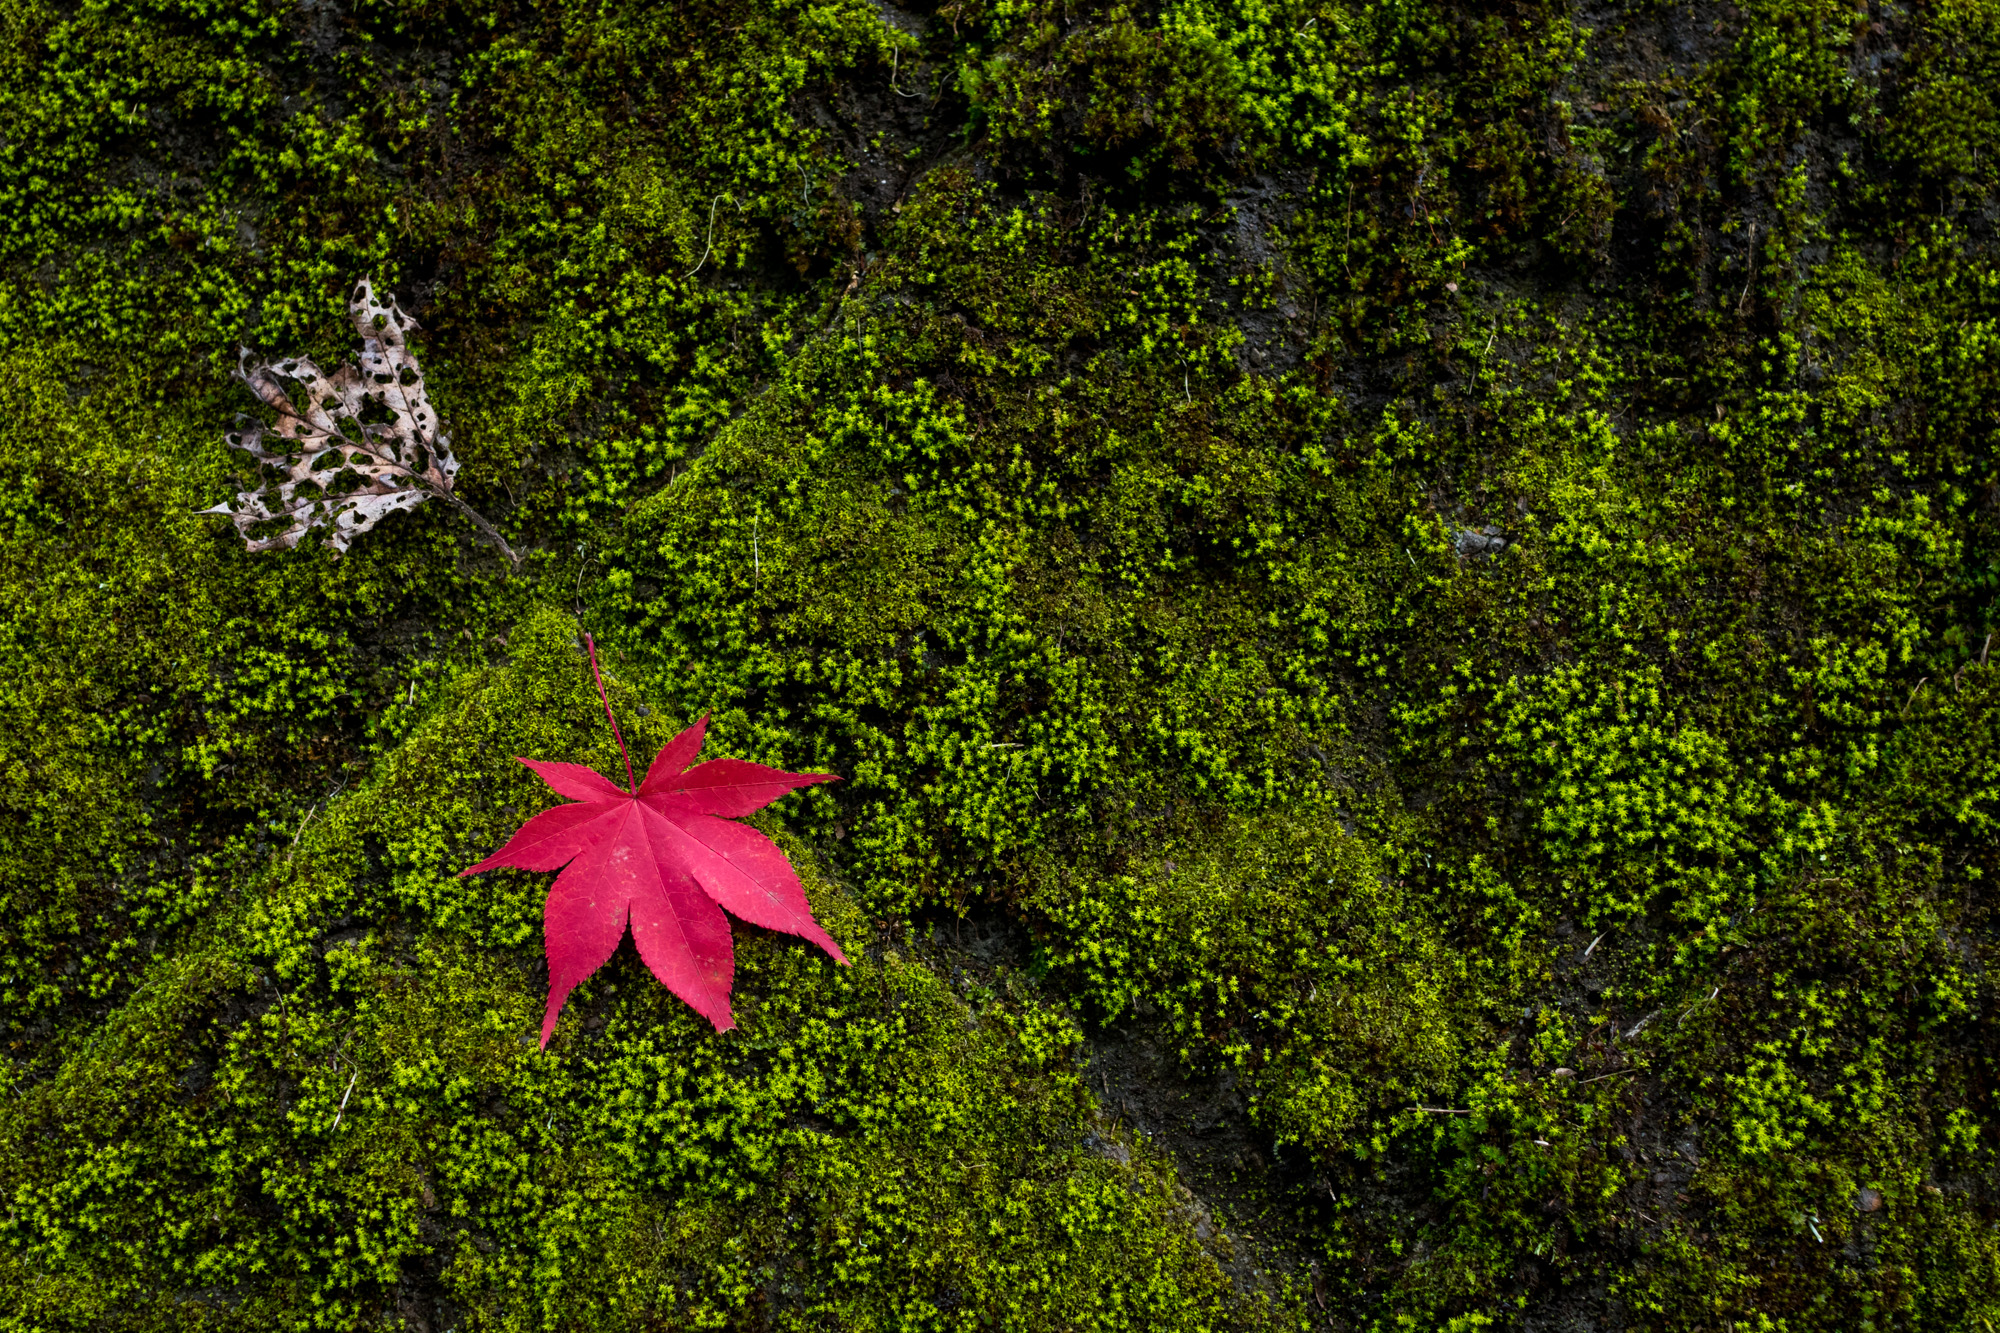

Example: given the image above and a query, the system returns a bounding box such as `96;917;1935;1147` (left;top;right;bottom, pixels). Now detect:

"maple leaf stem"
583;632;637;793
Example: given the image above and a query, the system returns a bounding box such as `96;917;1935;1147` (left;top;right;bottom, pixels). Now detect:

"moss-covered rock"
2;611;1269;1328
5;0;2000;1327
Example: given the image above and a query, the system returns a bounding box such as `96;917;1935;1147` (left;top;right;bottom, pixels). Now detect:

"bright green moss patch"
0;337;529;1025
1031;805;1474;1156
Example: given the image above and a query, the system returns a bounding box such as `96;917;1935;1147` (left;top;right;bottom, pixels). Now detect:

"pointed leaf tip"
638;715;711;794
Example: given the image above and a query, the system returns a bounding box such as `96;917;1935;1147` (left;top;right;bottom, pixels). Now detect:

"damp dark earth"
3;0;2000;1329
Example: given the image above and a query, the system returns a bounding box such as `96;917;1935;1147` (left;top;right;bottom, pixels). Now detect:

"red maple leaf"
461;636;846;1043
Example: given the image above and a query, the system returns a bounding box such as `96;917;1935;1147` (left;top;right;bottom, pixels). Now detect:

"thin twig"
289;803;318;853
331;1072;358;1130
1412;1106;1474;1115
286;789;338;863
1582;931;1607;960
446;493;520;567
1678;985;1721;1028
574;544;596;614
684;194;734;279
889;45;922;97
1737;222;1758;315
1576;1068;1639;1085
584;634;637;793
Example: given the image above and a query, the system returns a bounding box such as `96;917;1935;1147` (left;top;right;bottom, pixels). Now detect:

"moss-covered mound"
3;0;1999;1328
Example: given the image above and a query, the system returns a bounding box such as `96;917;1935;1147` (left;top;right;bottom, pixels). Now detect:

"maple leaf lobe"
639;715;710;794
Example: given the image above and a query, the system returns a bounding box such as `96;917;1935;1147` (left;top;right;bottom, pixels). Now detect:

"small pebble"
1550;1067;1575;1079
1857;1187;1883;1212
1454;527;1509;557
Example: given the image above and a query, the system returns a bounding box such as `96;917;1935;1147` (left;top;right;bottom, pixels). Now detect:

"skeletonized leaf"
200;278;463;554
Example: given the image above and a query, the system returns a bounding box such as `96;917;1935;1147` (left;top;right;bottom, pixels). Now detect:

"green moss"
1031;806;1475;1156
6;0;2000;1326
